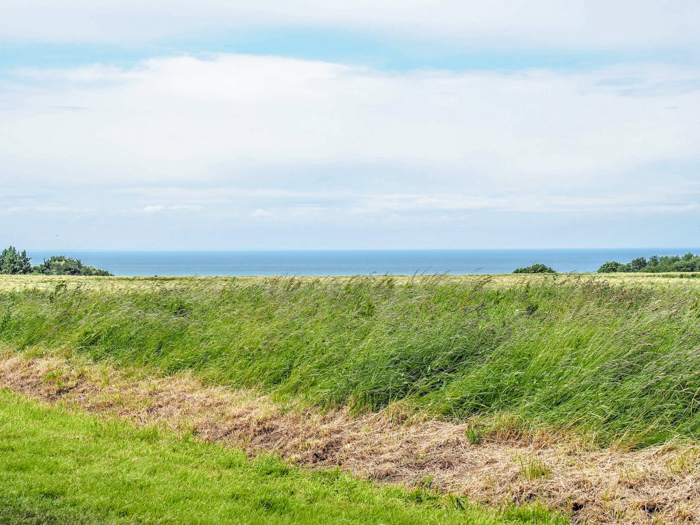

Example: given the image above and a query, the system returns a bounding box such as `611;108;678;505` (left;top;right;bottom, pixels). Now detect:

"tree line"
0;246;112;276
513;253;700;274
598;253;700;273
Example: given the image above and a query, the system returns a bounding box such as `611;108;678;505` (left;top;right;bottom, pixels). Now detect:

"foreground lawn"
0;392;564;525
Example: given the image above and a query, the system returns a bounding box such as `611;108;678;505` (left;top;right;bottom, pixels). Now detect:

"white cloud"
1;1;699;49
1;53;699;248
1;54;698;191
141;204;166;213
141;204;201;213
0;205;74;215
251;209;274;218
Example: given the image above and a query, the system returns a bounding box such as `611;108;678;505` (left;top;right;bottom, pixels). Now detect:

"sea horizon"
23;248;700;277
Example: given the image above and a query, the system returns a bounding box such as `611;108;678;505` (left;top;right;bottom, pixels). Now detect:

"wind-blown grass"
1;274;700;447
0;391;565;525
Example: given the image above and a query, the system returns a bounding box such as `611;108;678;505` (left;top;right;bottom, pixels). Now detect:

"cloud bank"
1;53;699;248
3;55;698;182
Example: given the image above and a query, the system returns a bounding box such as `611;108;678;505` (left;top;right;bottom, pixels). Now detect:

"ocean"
24;249;699;277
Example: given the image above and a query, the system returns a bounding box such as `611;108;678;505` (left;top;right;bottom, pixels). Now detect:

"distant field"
1;271;700;292
2;273;700;447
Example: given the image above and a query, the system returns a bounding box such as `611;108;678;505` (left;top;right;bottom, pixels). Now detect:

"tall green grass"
2;275;700;446
0;391;565;524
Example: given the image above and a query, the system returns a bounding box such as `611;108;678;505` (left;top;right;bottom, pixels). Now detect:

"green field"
2;274;700;447
0;391;564;525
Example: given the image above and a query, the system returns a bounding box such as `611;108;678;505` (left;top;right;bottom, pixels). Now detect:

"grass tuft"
518;456;551;481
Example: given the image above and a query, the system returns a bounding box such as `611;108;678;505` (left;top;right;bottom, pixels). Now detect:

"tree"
33;255;112;276
513;263;556;274
598;261;628;273
599;254;700;273
0;246;32;274
628;257;647;272
0;246;112;276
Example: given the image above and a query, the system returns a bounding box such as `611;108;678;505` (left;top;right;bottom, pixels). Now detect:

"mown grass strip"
1;275;700;446
0;391;565;525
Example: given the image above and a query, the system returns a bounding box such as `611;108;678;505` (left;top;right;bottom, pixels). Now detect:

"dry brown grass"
1;353;699;524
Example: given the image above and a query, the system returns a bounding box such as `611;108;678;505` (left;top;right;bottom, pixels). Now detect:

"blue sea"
24;249;699;277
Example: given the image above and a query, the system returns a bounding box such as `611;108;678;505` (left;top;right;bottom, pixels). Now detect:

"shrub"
597;261;628;273
513;263;556;274
33;255;112;276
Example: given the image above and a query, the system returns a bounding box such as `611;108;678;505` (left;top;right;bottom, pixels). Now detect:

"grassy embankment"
0;391;564;525
1;274;700;447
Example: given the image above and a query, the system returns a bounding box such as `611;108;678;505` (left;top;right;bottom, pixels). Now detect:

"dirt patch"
1;353;698;524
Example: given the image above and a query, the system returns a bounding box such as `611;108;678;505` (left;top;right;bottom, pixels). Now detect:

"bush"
598;261;629;273
34;255;112;276
513;263;556;274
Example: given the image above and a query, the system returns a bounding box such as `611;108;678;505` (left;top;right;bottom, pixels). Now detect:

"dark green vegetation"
513;264;556;274
0;246;112;276
33;255;112;276
598;253;700;273
0;246;32;275
0;392;564;525
2;275;700;447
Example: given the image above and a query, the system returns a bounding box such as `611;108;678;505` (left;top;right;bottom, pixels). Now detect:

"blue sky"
1;1;700;250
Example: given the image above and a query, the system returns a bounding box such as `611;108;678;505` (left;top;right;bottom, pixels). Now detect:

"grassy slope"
0;391;564;525
1;274;700;446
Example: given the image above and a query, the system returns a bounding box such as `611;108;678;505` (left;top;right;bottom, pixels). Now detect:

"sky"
1;1;699;250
